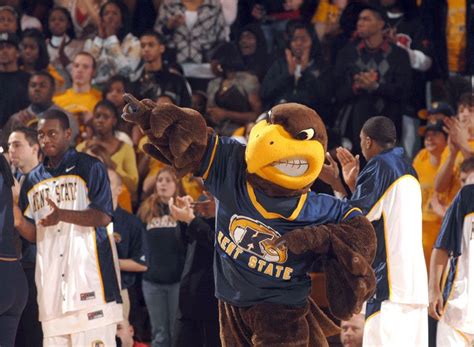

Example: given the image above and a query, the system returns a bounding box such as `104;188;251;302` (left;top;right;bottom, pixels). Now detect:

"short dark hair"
74;51;97;71
102;75;131;100
359;4;389;24
458;92;474;109
94;99;119;120
30;70;55;88
140;30;165;45
11;126;39;147
42;109;70;130
362;116;397;148
460;157;474;174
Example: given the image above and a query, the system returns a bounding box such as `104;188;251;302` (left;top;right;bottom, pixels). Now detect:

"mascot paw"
122;93;155;131
271;226;330;255
142;143;172;165
122;93;211;176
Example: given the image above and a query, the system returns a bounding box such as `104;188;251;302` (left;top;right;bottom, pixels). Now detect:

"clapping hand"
354;70;378;91
169;195;195;224
443;116;469;154
39;198;62;227
336;147;360;193
319;152;340;186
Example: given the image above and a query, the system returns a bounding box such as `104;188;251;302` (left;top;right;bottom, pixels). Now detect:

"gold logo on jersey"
228;215;287;263
91;341;104;347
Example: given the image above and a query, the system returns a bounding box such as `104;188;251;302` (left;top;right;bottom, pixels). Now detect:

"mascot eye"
296;128;315;140
265;110;272;123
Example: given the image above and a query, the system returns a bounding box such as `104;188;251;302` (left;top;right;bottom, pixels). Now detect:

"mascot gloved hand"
122;94;210;176
123;94;376;347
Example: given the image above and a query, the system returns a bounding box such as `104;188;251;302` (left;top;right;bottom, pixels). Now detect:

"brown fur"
122;96;377;346
219;298;338;347
278;215;376;320
270;103;328;151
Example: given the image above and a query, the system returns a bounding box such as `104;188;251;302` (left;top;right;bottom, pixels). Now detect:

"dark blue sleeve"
339;200;363;222
304;193;363;225
87;160;113;217
18;177;29;216
130;218;146;265
196;134;246;199
19;175;35;223
349;159;389;216
434;186;472;257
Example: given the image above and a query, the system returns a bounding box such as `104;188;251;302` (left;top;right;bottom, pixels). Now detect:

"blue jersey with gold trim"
19;149;122;333
435;184;474;333
350;147;428;310
197;135;362;307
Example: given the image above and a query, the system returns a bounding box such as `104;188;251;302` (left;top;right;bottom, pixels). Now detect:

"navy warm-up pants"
0;260;28;345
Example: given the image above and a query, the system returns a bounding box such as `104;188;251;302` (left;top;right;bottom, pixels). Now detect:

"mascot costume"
122;94;376;347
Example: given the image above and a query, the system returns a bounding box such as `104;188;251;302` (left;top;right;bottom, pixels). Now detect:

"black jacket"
334;39;412;147
134;66;192;107
261;57;333;122
177;217;217;321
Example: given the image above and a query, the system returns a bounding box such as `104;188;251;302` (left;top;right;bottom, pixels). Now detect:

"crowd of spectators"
0;0;472;346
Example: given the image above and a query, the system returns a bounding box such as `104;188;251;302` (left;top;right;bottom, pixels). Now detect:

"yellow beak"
245;120;325;190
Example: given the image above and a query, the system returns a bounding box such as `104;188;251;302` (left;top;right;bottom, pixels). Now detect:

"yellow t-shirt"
413;149;451;223
446;0;467;73
77;141;139;194
53;88;102;114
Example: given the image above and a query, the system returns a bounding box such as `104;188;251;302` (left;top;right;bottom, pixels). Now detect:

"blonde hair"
137;166;182;223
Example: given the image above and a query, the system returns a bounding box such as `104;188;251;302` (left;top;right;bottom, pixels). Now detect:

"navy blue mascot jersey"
197;135;362;307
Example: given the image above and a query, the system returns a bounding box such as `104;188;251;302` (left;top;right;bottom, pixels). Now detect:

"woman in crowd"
261;20;333;123
102;74;136;140
20;28;65;91
76;99;138;198
237;23;269;82
46;6;84;92
83;0;141;86
137;167;186;347
20;29;49;73
206;42;261;137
